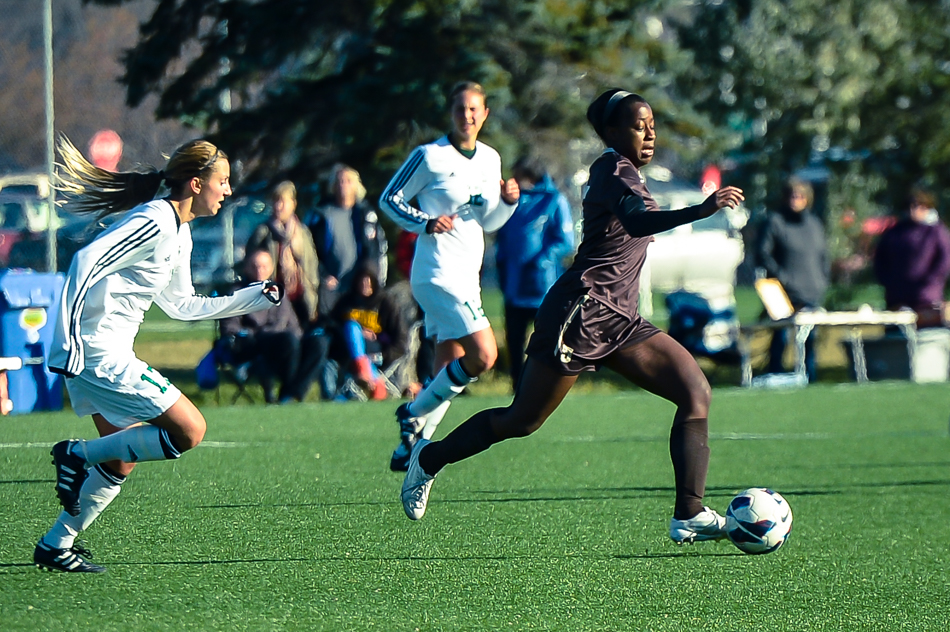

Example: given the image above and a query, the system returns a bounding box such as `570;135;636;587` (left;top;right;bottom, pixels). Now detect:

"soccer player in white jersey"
379;81;520;471
34;137;281;573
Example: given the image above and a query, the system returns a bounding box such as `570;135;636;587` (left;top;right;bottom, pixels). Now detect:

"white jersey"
379;136;516;297
50;199;274;378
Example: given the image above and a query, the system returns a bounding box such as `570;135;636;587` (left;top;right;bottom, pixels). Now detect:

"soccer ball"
725;488;793;555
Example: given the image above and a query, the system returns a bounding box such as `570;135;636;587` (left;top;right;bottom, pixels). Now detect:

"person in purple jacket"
398;88;745;546
874;188;950;328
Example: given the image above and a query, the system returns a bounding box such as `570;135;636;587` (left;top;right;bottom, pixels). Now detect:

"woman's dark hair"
352;261;381;295
512;156;546;185
586;88;647;141
907;187;936;211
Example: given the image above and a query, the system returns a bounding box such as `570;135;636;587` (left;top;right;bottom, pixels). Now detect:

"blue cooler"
0;270;65;413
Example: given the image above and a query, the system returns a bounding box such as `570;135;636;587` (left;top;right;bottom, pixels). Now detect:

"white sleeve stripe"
381;148;428;225
387;148;425;196
62;220;160;374
65;220;159;374
95;221;160;270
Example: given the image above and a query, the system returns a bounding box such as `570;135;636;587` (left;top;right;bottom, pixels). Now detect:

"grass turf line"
1;382;948;631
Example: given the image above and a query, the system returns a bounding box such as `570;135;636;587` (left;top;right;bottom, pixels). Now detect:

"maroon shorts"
525;291;660;375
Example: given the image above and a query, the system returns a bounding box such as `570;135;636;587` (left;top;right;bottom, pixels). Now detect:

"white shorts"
412;282;491;343
66;357;182;428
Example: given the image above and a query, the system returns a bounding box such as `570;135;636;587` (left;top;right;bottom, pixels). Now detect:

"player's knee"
469;345;497;375
177;415;207;451
511;415;545;438
521;417;546;437
686;378;712;418
495;408;546;439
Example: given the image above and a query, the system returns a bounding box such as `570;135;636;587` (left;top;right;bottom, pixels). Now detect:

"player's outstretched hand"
500;178;520;205
699;186;745;218
263;281;283;304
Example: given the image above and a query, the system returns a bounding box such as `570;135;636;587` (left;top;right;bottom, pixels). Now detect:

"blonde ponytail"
56;135;227;220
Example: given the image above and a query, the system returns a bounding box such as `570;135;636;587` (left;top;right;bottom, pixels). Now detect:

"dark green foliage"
673;0;950;215
87;0;708;197
87;0;950;255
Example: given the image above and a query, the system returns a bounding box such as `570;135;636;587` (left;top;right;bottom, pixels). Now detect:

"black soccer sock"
418;408;503;476
670;416;710;520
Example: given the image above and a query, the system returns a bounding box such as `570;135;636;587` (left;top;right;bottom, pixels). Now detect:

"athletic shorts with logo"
525;289;660;375
412;282;491;343
66;356;181;428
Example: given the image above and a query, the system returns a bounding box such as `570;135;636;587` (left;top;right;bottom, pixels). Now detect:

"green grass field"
2;383;949;631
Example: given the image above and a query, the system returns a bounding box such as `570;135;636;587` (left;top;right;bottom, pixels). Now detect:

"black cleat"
396;403;425;449
389;443;410;472
391;404;425;472
34;540;105;573
51;440;87;517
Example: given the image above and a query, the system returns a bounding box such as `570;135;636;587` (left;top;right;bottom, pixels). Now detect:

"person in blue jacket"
495;156;575;389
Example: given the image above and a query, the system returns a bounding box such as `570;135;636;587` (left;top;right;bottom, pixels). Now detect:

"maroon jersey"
563;150;658;317
525;150;661;374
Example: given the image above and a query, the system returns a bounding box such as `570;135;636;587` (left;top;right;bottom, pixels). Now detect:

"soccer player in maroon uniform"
400;89;745;544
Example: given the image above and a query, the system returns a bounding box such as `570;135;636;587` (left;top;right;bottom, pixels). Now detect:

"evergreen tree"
674;0;950;212
90;0;707;198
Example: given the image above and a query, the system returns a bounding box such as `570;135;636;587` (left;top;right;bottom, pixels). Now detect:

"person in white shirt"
379;81;520;471
35;137;281;573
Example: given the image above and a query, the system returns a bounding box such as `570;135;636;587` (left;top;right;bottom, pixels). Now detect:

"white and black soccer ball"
725;488;793;555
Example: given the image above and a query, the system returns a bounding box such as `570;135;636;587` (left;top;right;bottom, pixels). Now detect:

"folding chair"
337;320;423;401
196;323;261;405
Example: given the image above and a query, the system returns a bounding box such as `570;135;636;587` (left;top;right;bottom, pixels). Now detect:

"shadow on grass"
801;460;950;470
194;479;950;511
612;551;745;559
0;479;50;485
0;550;740;571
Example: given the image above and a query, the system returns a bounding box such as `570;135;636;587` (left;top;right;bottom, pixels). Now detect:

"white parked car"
641;164;747;295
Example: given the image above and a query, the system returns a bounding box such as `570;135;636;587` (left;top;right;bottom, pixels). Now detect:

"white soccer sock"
421;400;452;440
78;424;182;466
43;465;124;550
408;358;475;417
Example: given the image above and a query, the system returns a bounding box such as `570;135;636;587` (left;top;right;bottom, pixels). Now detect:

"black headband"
602;90;633;127
198;149;221;173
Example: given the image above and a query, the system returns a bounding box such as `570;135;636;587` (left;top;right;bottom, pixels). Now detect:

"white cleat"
669;507;728;544
401;438;435;520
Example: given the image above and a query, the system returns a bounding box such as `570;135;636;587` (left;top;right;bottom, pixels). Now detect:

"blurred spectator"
246;181;320;328
394;230;418;281
495;156;575;389
305;164;388;318
757;177;830;382
217;250;303;403
330;263;416;400
394;229;435;385
216;249;329;404
874;188;950;328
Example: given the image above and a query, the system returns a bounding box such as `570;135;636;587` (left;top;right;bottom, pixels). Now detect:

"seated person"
394;229;434;386
217;249;303;403
330;263;413;400
246;181;320;329
874;188;950;328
